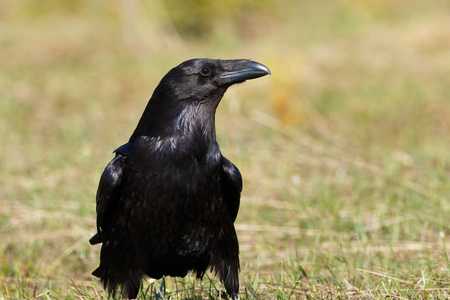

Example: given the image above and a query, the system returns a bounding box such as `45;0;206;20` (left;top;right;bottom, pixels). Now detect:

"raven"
90;58;270;299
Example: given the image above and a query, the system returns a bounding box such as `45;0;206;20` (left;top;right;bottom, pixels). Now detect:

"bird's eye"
201;67;210;75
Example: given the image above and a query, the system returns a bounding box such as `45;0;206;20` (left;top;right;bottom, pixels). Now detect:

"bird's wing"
89;143;132;245
221;156;242;222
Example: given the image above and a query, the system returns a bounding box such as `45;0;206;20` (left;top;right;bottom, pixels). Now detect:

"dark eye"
201;67;210;75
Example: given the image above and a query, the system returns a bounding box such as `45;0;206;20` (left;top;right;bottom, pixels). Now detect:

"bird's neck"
130;84;222;142
130;101;219;160
175;101;217;144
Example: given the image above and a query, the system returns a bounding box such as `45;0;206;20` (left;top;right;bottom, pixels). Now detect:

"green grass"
1;0;450;298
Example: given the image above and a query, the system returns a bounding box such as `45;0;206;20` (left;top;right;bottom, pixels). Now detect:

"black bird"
90;58;270;299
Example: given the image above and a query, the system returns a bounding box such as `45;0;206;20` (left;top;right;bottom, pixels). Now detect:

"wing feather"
89;153;127;245
221;156;242;222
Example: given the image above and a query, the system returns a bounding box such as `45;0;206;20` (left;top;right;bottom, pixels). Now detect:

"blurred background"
1;0;450;298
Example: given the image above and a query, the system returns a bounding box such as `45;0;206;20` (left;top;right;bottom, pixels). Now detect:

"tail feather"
91;265;143;299
211;224;240;299
211;257;239;300
92;266;102;278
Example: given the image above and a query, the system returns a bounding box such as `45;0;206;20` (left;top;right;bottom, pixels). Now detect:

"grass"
1;0;450;298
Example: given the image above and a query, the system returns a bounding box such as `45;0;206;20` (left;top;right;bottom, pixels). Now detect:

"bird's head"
159;58;271;104
131;59;270;139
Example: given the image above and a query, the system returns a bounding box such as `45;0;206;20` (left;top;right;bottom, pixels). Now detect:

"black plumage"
90;58;270;299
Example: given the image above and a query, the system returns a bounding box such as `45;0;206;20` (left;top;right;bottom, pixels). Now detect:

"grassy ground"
1;0;450;298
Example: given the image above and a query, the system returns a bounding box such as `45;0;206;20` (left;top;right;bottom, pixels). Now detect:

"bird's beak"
218;60;271;86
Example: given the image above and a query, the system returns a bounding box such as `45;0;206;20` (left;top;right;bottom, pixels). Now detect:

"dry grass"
1;0;450;298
